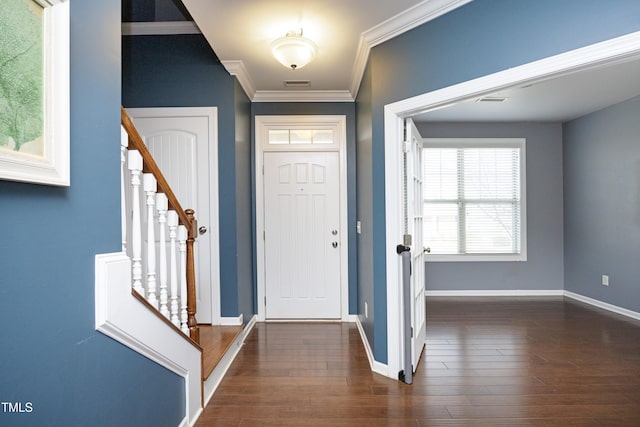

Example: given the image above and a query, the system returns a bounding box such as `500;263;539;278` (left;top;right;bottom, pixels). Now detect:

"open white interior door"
407;118;426;371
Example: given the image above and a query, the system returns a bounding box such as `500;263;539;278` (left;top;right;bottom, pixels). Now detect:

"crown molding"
364;0;472;48
221;60;256;100
122;21;201;36
349;0;473;98
252;90;354;103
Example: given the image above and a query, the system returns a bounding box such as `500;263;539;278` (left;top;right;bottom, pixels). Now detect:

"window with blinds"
422;138;526;261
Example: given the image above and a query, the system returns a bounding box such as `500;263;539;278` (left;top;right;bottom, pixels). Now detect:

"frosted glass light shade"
271;35;318;70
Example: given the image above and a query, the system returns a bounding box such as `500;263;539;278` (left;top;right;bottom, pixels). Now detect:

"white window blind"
423;138;526;261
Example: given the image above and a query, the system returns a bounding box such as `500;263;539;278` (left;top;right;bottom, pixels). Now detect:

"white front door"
263;151;341;319
127;107;219;324
407;118;426;370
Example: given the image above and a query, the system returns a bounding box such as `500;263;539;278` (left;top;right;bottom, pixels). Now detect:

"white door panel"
264;152;341;319
128;109;217;324
407;118;426;370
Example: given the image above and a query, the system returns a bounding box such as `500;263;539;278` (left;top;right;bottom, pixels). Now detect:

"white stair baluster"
168;211;180;327
157;193;170;318
128;150;144;296
121;126;128;253
143;173;158;308
178;224;189;335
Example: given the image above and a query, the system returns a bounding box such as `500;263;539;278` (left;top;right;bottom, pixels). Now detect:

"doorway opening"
383;32;640;379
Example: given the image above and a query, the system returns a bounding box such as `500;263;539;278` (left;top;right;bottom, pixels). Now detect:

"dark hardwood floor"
200;325;243;380
195;297;640;426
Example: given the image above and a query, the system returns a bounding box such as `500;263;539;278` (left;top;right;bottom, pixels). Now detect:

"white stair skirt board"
354;317;388;377
202;315;257;408
95;252;202;426
564;291;640;321
220;314;243;326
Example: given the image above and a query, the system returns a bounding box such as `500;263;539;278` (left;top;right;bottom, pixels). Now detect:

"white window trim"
423;138;527;262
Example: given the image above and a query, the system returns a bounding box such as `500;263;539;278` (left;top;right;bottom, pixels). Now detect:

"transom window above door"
268;129;334;145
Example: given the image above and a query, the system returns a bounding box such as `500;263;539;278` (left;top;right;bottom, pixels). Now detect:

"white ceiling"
139;0;640;117
180;0;472;101
413;57;640;123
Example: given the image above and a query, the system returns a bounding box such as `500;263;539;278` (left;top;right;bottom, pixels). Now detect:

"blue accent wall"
564;96;640;312
235;81;255;323
416;122;565;292
357;0;640;364
251;103;358;315
356;61;375;352
122;34;253;319
0;1;184;425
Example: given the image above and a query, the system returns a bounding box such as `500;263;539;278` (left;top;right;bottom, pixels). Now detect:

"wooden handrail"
121;106;200;343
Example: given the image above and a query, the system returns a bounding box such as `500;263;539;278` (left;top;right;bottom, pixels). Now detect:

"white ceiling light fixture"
271;29;318;70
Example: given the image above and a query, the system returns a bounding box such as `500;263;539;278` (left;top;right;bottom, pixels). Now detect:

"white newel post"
120;126;128;253
168;211;180;327
128;150;144;296
144;173;158;309
157;193;170;319
178;224;189;335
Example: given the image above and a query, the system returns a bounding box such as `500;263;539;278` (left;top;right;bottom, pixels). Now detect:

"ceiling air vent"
475;96;508;103
284;80;311;88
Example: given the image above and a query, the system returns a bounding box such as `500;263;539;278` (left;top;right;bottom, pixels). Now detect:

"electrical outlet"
602;275;609;286
365;302;368;318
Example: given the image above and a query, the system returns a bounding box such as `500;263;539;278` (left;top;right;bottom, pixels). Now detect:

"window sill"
425;253;527;262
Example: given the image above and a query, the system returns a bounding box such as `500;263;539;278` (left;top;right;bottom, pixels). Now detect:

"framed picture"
0;0;69;186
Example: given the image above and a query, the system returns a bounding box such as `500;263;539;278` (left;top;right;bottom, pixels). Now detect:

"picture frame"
0;0;70;186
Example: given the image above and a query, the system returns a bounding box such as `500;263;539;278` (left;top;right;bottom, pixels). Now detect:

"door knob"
199;226;207;235
332;241;338;248
424;247;431;253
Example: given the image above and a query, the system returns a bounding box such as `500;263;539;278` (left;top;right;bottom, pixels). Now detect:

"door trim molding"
126;107;220;324
255;115;349;321
383;31;640;380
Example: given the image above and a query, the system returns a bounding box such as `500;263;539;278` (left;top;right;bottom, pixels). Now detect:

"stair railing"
120;107;200;344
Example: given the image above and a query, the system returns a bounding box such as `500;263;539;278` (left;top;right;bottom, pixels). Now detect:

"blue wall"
416;122;565;292
251;102;358;315
564;96;640;312
355;61;377;355
0;1;184;426
122;34;253;320
235;81;254;322
357;0;640;364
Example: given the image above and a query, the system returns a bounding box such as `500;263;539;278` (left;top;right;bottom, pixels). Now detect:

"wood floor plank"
195;298;640;426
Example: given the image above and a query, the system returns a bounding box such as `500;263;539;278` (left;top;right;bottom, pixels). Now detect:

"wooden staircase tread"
200;324;243;381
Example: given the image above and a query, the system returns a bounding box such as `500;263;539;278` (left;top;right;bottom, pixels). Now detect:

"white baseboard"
220;313;243;326
354;316;389;377
200;315;258;414
425;289;564;297
347;314;359;323
95;253;202;426
564;291;640;321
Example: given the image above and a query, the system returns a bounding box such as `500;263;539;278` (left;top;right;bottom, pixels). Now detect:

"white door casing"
127;107;219;324
264;152;341;319
406;119;426;369
255;115;349;321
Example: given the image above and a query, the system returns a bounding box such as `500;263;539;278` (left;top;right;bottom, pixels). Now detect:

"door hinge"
411;327;414;338
263;230;265;240
264;296;267;306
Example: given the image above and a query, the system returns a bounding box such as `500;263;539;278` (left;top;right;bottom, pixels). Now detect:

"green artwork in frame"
0;0;44;156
